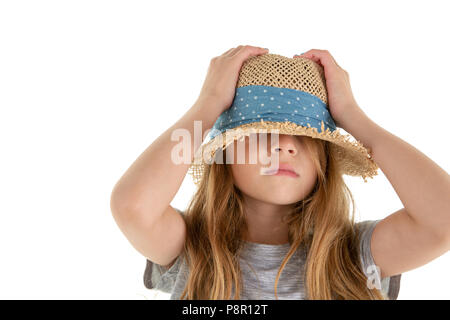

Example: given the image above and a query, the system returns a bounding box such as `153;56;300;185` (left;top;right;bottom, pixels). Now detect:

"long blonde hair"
179;135;386;300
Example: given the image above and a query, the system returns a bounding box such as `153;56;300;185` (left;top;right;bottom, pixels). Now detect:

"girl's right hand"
196;45;269;115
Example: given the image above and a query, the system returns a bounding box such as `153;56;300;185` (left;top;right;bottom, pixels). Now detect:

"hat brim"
188;119;378;186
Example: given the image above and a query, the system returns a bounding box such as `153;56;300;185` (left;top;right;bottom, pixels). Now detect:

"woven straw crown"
187;53;379;185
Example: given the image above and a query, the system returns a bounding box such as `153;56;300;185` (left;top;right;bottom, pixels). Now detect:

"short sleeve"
142;207;185;294
143;254;182;293
356;219;402;300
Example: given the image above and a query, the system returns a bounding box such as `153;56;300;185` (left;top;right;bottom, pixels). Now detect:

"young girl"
110;45;450;300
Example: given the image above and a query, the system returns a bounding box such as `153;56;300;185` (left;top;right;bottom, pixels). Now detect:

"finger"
230;45;268;59
325;51;341;68
225;45;251;56
293;50;311;58
221;47;236;56
228;45;245;57
301;49;341;69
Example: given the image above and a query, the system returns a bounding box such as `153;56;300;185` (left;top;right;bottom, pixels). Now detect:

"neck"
241;194;293;245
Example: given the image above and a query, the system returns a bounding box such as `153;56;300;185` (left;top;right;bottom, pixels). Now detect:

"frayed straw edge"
188;119;378;186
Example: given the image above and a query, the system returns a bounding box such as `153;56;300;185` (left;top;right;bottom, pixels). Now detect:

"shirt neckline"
242;239;291;248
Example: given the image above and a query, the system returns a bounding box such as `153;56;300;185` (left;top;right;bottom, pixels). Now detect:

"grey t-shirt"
143;209;401;300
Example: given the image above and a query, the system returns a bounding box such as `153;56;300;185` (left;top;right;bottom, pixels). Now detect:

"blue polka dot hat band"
188;53;379;185
206;85;337;143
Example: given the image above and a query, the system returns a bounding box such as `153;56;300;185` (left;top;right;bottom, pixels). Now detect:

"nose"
271;134;298;156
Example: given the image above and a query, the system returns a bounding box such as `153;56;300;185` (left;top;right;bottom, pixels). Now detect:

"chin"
259;191;303;205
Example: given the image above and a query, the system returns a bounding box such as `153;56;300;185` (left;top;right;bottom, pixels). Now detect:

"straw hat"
187;53;378;186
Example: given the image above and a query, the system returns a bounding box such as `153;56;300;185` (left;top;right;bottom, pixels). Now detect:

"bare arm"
109;98;221;266
297;49;450;280
344;107;450;279
109;45;269;265
110;45;269;222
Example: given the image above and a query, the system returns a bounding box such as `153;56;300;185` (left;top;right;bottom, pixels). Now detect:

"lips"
262;163;299;177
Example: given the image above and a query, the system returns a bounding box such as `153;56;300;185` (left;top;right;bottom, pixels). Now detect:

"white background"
0;0;449;300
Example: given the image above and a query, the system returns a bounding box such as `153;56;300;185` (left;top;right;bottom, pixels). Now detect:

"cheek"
231;164;255;186
231;164;268;198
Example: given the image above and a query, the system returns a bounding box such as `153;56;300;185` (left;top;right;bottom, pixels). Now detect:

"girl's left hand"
294;49;363;130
